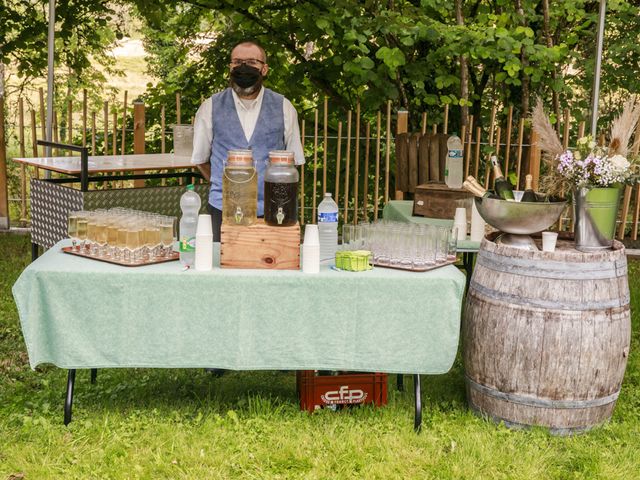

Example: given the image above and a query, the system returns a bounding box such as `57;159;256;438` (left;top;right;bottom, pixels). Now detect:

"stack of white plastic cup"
194;214;213;271
454;207;467;241
302;224;320;274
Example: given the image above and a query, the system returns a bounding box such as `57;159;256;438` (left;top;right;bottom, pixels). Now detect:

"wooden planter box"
413;183;473;219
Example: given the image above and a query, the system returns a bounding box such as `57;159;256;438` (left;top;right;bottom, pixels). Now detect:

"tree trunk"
469;69;490;128
515;0;530;187
542;0;560;132
0;60;10;229
515;0;530;117
455;0;469;127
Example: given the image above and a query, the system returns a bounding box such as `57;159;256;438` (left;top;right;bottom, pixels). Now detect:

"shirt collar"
231;87;264;112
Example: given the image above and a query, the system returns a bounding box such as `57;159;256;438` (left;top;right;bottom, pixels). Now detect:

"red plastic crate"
296;371;388;412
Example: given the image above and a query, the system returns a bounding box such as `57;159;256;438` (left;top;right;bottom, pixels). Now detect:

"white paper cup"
302;244;320;274
196;214;212;236
195;234;213;271
542;231;558;252
303;224;320;246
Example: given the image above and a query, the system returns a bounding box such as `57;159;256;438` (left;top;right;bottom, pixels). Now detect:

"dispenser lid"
268;150;295;165
227;149;254;165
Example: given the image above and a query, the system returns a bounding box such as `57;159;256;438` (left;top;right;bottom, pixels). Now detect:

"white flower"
588;141;597;149
609;154;630;171
574;150;582;160
577;136;589;145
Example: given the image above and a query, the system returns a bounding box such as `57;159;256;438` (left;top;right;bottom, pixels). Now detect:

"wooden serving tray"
61;246;179;267
372;258;456;272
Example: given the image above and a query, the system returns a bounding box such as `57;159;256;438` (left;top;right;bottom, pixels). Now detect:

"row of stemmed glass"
341;220;458;270
68;208;177;264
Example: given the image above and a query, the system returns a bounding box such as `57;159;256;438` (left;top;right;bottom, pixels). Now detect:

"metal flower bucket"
573;186;622;251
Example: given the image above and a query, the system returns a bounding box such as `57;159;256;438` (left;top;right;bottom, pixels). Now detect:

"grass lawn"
1;233;639;479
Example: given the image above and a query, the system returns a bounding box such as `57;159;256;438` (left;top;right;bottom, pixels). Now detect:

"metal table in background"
13;141;207;260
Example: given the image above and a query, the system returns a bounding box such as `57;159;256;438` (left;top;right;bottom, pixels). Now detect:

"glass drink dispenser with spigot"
222;149;257;225
264;150;299;226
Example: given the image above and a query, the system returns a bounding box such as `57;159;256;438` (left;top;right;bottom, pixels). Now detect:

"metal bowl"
475;196;568;234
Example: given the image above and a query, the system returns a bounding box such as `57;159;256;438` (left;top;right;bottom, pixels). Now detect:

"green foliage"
4;0;640;133
128;0;639;136
1;0;122;95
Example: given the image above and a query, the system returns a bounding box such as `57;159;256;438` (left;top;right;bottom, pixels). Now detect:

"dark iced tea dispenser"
264;151;299;226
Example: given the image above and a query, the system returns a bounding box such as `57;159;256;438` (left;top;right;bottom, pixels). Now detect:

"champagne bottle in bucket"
490;156;515;201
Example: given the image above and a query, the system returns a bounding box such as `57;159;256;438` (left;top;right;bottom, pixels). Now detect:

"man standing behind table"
191;40;305;241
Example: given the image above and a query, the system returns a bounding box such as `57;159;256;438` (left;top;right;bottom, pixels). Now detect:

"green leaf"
316;18;330;30
359;57;375;70
375;46;406;70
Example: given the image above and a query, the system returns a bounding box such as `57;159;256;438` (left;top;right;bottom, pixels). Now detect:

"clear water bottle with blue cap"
317;192;339;262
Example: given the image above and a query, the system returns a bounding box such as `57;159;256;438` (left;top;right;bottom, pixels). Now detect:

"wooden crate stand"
220;220;300;270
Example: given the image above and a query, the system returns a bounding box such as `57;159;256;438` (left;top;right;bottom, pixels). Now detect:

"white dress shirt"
191;88;305;166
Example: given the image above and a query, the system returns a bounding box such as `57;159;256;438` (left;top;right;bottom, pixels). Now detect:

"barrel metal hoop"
477;249;627;280
465;376;620;409
468;404;602;436
469;280;630;311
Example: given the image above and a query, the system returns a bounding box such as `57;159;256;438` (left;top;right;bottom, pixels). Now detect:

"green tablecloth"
13;241;465;374
383;201;481;251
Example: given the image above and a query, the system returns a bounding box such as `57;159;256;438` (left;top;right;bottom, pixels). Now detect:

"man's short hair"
231;40;267;63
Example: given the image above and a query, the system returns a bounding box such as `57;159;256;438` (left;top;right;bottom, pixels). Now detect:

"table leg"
396;374;404;392
64;369;76;426
463;252;475;293
31;242;39;262
90;368;97;384
414;374;422;433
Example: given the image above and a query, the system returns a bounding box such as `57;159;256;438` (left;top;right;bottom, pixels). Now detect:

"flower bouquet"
532;98;640;251
556;137;635;189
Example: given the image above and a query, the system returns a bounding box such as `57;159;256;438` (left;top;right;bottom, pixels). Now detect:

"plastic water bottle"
179;184;202;267
445;133;464;189
317;192;339;263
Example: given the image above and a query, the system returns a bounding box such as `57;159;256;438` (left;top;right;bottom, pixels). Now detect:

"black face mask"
230;64;262;89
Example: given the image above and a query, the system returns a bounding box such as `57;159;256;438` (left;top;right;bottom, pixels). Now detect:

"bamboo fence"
2;92;640;239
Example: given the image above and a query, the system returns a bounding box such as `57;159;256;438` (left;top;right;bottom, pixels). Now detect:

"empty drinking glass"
342;224;355;251
448;226;458;261
435;226;450;264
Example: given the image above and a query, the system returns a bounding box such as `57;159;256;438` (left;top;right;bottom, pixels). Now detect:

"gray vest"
209;88;285;215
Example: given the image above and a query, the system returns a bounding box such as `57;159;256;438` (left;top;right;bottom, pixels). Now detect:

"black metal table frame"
31;140;202;261
62;368;426;432
461;251;476;293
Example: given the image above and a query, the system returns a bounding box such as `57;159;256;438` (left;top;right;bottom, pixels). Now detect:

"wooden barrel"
464;234;631;435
